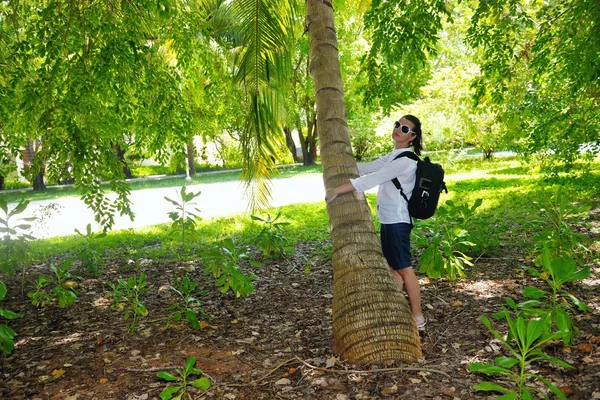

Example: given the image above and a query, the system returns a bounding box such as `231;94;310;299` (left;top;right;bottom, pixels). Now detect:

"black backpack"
392;152;448;220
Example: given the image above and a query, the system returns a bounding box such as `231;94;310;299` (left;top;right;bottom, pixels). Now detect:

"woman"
325;114;425;328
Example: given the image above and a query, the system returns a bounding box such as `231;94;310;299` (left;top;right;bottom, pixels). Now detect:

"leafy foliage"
415;199;483;281
513;248;591;345
167;276;207;330
107;274;149;334
0;281;23;357
156;357;211;400
467;0;600;170
470;312;571;400
531;186;592;263
27;259;79;309
203;238;257;298
74;223;107;276
362;0;450;113
0;198;36;276
165;186;202;250
251;212;291;258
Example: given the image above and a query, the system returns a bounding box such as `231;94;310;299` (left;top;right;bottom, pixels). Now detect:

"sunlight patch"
454;280;512;298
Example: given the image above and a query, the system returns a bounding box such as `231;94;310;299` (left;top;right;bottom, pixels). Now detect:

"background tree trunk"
284;126;300;163
187;139;196;175
0;175;4;190
33;167;45;191
113;143;133;179
306;0;421;364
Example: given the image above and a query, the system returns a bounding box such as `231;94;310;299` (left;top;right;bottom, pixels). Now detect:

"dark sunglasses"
394;120;416;135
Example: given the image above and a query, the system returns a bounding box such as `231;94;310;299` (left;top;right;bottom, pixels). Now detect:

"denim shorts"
380;222;413;270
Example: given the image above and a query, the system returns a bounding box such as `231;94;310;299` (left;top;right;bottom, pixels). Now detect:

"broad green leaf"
566;293;590;312
185;357;197;374
159;386;182;400
0;309;23;320
523;287;547;299
156;371;178;381
472;381;510;393
468;362;513;376
535;375;568;400
495;357;519;368
0;282;6;300
190;377;211;390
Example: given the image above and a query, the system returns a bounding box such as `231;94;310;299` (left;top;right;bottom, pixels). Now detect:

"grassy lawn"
27;155;600;264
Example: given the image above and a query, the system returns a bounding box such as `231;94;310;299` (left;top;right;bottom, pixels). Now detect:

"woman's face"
392;117;416;148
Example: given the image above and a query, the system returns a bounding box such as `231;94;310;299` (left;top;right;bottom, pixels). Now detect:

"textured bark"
113;143;133;179
284;126;300;163
187;139;196;176
306;0;421;364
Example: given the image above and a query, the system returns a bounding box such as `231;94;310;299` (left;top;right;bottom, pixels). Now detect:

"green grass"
13;156;600;268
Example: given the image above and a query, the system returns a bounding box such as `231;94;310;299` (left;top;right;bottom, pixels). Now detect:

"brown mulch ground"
1;241;599;400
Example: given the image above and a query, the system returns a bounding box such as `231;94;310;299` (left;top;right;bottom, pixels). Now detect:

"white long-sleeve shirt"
350;148;417;224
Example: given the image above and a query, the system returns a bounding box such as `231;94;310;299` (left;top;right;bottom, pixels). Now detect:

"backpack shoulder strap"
392;152;420;163
391;151;420;203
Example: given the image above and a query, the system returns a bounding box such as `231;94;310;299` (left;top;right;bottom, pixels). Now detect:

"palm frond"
240;88;285;211
230;0;297;210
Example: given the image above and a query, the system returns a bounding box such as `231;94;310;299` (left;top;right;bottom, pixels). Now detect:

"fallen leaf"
409;378;421;384
452;300;464;307
325;357;337;368
99;378;108;384
577;343;594;353
425;303;434;310
582;356;594;363
590;336;600;344
97;338;105;345
275;378;291;385
288;368;297;374
231;319;238;324
558;386;573;396
562;347;572;353
51;369;65;377
199;321;210;329
381;384;398;395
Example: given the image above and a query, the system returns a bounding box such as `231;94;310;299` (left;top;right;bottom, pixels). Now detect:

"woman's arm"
325;182;356;203
357;156;387;176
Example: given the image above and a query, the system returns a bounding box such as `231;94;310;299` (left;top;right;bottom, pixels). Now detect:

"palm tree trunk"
306;0;421;364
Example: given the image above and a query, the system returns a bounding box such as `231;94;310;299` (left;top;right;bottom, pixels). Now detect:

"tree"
467;0;600;170
305;0;422;364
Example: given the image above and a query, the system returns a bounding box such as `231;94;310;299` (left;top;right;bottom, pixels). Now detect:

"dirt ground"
1;241;599;400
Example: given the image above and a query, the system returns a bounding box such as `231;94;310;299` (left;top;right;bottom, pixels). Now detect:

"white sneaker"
415;315;427;329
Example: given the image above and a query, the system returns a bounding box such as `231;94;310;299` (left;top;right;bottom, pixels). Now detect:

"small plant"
156;357;211;399
0;198;37;293
49;259;79;308
165;186;202;250
107;273;149;334
27;275;53;307
74;223;106;276
26;259;79;308
166;276;207;330
532;186;591;262
416;199;483;282
204;238;257;297
251;212;292;258
469;311;571;400
0;281;23;356
515;247;590;345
